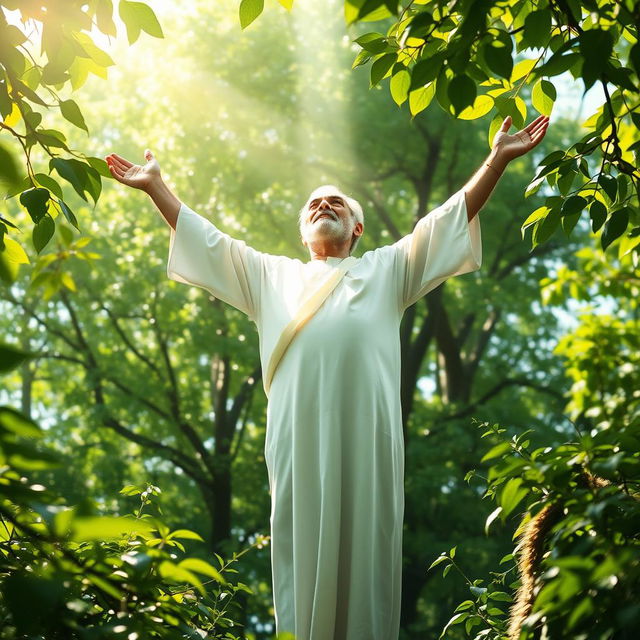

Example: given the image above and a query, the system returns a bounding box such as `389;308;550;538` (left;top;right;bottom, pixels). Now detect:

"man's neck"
306;243;351;261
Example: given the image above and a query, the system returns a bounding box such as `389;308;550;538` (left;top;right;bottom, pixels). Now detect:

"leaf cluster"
0;343;262;640
428;418;640;640
1;0;163;281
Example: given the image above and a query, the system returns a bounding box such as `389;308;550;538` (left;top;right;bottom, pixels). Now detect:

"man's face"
300;189;356;250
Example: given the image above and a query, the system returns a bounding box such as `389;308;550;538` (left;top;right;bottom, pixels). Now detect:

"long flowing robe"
166;189;482;639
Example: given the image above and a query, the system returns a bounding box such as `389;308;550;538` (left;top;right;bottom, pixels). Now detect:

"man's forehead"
306;186;347;203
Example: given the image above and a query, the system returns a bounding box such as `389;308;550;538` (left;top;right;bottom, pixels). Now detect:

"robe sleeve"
167;202;264;322
392;189;482;310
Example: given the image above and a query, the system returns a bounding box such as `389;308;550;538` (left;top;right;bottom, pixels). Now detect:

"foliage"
426;413;640;640
253;0;640;260
0;343;265;639
0;0;162;285
541;243;640;431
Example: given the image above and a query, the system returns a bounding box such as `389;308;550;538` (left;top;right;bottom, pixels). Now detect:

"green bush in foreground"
429;419;640;640
0;343;267;639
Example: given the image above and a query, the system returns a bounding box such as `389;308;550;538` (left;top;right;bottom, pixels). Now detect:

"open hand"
492;115;550;162
105;149;161;191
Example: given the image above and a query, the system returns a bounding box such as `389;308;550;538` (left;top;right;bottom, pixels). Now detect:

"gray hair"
298;185;365;255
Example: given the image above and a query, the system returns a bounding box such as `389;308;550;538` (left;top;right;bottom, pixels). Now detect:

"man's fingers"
523;115;548;133
528;120;549;140
110;153;133;168
530;117;549;133
109;156;130;172
107;163;125;181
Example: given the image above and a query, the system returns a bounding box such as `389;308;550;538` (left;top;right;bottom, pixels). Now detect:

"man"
106;113;549;639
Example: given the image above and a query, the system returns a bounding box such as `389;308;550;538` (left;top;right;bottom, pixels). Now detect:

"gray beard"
313;218;348;241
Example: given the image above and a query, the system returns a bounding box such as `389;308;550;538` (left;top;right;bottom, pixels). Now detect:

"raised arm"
463;114;550;221
105;150;180;230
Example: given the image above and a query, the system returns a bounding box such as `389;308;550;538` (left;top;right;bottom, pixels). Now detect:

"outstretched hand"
492;115;550;162
105;149;161;191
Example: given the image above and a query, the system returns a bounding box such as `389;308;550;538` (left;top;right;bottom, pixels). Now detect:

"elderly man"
106;113;549;639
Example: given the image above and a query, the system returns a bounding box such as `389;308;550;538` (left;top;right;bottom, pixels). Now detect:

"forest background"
1;0;638;639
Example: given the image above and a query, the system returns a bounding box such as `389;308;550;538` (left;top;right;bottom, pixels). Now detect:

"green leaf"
488;591;512;602
410;52;445;90
169;529;205;541
96;0;117;37
481;441;512;462
85;156;111;178
523;10;551;48
499;477;528;517
72;32;115;67
352;49;372;69
370;53;396;87
86;574;124;600
521;206;549;239
239;0;264;29
487;113;503;149
409;83;435;116
34;174;63;200
483;43;513;80
532;79;556;116
485;506;502;534
120;485;142;496
276;0;294;9
561;211;581;237
0;80;12;119
0;140;20;188
159;560;205;595
589;200;607;233
458;94;493;120
1;236;30;265
57;199;80;231
390;65;410;106
355;1;393;22
536;52;581;78
178;558;227;584
439;613;468;639
630;43;640;76
448;74;476;115
427;554;449;571
0;346;35;374
50;158;101;204
35;128;70;151
119;0;164;42
560;195;587;217
601;207;630;251
33;213;55;254
579;29;613;90
454;600;475;612
19;188;50;223
60;99;89;134
355;33;389;54
0;408;44;438
470;585;487;597
556;167;576;196
598;174;617;202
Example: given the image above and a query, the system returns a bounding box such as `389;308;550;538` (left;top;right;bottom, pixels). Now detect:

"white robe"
167;189;482;639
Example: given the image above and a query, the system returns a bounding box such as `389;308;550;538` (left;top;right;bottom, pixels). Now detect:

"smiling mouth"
313;210;336;222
